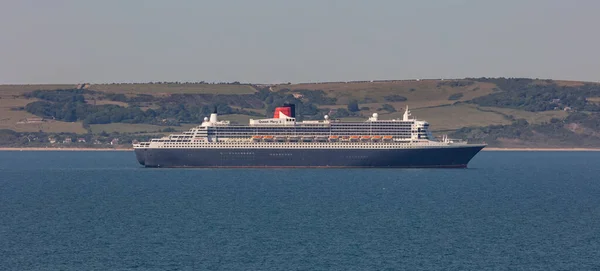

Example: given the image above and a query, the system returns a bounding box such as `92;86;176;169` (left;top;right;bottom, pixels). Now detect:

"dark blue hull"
134;145;485;168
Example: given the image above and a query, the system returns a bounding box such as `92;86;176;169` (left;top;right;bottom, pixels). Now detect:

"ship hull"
134;145;485;168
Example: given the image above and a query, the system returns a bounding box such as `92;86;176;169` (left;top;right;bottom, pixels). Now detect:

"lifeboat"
340;136;350;142
313;136;325;141
383;135;393;141
301;136;314;142
252;135;262;141
288;136;300;142
263;135;274;141
350;135;360;141
371;135;382;141
274;136;287;142
329;135;339;141
361;136;371;140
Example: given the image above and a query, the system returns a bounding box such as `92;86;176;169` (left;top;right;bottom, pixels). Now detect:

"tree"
347;100;359;112
380;104;396;113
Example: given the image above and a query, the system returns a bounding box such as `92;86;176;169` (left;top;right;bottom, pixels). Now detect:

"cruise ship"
133;104;485;168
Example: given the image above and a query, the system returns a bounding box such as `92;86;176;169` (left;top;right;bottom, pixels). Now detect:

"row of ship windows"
152;136;431;143
154;141;439;145
155;140;432;143
216;153;368;157
206;132;417;135
209;127;418;131
153;145;431;149
209;126;425;131
210;127;417;131
206;132;418;135
206;132;416;135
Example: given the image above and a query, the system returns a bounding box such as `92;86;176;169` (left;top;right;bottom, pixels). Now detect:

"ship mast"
403;106;411;121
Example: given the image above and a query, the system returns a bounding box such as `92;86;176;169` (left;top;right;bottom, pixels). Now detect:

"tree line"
20;87;339;127
450;112;600;147
469;78;600;112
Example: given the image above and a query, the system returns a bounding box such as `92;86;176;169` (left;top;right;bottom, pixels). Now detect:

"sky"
1;0;599;84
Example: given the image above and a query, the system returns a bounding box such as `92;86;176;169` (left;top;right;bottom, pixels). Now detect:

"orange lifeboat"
383;135;393;141
263;135;274;141
350;135;360;141
371;135;382;141
252;135;262;139
340;136;350;141
361;136;371;140
329;135;339;141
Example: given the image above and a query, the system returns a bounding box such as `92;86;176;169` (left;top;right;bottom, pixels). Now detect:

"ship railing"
133;142;151;148
445;138;466;144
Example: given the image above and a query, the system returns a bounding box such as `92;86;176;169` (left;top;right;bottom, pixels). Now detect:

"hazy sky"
1;0;599;84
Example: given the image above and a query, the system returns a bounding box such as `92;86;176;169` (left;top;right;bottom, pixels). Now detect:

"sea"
1;151;599;271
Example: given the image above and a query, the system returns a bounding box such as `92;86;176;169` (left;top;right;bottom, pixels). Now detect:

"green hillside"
1;78;600;148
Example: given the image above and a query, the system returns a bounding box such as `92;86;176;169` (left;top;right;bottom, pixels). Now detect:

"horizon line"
0;77;598;86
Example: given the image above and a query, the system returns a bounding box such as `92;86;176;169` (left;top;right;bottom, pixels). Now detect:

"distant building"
48;137;57;144
77;138;86;143
292;93;304;99
563;107;572;111
16;117;45;124
63;138;72;144
26;117;44;123
76;83;90;89
110;138;120;145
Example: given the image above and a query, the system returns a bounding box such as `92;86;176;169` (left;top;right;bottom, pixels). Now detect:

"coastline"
1;147;599;152
482;147;600;151
0;147;133;151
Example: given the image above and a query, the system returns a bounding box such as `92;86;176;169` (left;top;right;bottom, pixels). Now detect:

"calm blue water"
1;151;599;270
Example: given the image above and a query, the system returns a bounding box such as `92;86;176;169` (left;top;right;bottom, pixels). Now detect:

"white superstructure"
134;105;470;150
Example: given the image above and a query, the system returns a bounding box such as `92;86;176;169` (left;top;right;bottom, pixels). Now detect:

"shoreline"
482;147;600;151
0;147;133;151
0;147;599;152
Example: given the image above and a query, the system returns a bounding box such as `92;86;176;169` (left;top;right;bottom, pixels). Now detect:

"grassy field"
475;106;568;124
89;123;197;134
89;99;129;107
0;97;87;133
587;97;600;104
276;80;497;109
377;104;511;132
367;103;568;132
0;79;586;136
89;83;257;95
0;83;258;134
0;84;75;96
0;83;257;97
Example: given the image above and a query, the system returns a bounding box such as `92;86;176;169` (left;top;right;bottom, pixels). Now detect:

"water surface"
1;151;599;270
